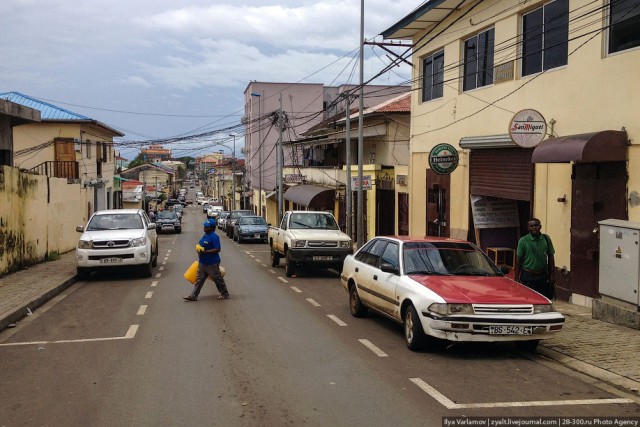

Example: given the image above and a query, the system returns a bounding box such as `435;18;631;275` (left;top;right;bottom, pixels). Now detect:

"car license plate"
489;325;532;335
313;256;333;261
254;234;260;239
100;257;123;264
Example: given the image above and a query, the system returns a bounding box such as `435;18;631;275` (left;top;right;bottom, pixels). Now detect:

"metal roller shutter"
470;148;534;201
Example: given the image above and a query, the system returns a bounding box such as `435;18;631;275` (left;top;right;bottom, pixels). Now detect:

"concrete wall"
0;165;87;275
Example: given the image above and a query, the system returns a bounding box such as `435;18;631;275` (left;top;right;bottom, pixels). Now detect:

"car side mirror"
380;262;399;275
148;223;156;230
499;265;511;275
76;226;84;232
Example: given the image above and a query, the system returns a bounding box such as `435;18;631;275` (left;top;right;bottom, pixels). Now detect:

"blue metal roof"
0;91;92;121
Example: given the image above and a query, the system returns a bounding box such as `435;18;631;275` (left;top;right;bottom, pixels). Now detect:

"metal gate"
426;170;450;237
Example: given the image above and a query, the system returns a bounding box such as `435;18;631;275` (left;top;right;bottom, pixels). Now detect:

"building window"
522;0;569;76
85;140;91;159
422;50;444;102
463;28;495;91
609;0;640;54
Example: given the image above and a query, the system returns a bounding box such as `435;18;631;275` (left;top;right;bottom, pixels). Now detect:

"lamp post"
229;133;237;211
250;91;262;217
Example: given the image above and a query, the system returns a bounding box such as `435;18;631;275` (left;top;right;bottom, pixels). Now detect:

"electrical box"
598;219;640;307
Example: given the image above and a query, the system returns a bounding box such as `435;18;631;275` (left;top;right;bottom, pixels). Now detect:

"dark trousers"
520;270;553;299
191;263;229;298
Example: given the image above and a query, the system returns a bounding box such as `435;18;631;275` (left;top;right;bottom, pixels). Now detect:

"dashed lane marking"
151;281;158;287
327;315;347;327
278;277;288;283
306;298;321;307
261;263;267;268
137;305;148;315
359;339;389;357
159;266;165;271
290;286;302;293
155;273;161;278
0;325;140;347
409;378;634;409
145;291;153;299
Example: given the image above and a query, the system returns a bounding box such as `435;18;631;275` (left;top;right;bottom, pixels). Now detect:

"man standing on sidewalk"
515;218;556;299
184;219;230;301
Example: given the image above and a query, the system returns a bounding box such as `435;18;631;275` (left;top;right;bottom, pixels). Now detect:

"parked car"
165;198;182;208
233;215;269;243
75;209;159;279
156;210;182;234
341;236;565;352
207;205;223;219
217;212;230;231
226;210;254;238
172;204;184;219
202;202;210;213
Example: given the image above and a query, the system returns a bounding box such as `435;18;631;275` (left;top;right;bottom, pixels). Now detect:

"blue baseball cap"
203;219;216;228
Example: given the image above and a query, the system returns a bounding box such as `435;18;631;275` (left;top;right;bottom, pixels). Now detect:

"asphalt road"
0;206;638;426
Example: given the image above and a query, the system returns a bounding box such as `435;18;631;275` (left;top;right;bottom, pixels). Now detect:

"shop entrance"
426;169;450;237
570;162;627;298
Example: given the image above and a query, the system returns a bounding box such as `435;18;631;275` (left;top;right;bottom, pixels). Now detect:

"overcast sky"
1;0;416;159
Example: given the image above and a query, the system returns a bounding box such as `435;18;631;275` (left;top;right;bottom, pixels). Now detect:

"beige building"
382;0;640;306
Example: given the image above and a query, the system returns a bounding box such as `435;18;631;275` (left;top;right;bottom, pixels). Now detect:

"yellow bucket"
184;261;199;284
184;261;226;284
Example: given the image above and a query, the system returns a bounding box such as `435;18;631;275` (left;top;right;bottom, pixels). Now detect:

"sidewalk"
1;252;638;398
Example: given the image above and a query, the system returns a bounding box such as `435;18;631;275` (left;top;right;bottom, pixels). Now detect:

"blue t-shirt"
199;230;221;265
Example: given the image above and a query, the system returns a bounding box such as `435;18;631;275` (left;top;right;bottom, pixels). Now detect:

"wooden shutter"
470;148;534;201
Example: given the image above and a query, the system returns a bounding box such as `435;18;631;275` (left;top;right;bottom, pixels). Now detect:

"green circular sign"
429;143;459;175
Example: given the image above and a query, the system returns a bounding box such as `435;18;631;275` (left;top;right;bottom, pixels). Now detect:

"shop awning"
284;184;334;207
532;130;627;163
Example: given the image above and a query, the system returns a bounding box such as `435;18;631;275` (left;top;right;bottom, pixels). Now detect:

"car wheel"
349;284;368;317
285;254;296;277
270;247;280;267
141;260;153;278
237;235;242;243
515;340;540;352
176;228;182;234
404;304;427;351
233;233;238;242
77;267;91;280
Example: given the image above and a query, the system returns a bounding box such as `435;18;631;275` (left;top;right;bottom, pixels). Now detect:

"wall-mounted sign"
509;109;547;148
285;174;304;183
494;61;514;84
429;143;459;175
470;196;520;229
352;175;372;190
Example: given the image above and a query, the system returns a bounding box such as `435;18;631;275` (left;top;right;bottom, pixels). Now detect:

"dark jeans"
191;263;229;298
520;270;553;299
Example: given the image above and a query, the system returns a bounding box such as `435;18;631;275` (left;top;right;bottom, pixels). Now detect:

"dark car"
156;210;182;234
165;199;182;208
226;210;253;238
233;215;269;243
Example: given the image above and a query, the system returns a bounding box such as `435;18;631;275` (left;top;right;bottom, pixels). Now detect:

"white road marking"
261;263;267;268
290;286;302;293
162;261;167;265
155;273;161;278
409;378;633;409
249;255;255;258
244;251;251;254
167;249;172;253
164;257;169;261
137;305;148;315
159;266;165;271
145;291;153;299
327;315;347;327
254;258;261;262
0;325;140;347
269;270;277;274
278;277;288;283
358;339;388;357
151;281;158;287
306;298;321;307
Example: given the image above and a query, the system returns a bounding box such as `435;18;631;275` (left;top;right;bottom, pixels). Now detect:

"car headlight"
428;303;474;316
339;241;351;249
78;240;93;249
533;304;554;313
292;240;306;248
131;237;147;247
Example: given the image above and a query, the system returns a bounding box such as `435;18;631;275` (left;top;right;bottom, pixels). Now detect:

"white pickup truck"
268;210;353;277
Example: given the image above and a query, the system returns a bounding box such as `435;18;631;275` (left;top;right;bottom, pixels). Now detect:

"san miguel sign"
429;143;459;175
509;109;547;148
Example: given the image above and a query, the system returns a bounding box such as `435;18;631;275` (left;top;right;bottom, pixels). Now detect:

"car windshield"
230;211;252;219
289;213;338;230
174;205;183;212
87;214;143;230
158;211;178;220
239;217;267;226
403;242;501;276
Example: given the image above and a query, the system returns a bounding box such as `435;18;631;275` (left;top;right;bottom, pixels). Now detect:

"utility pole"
357;0;365;248
277;94;284;225
230;133;237;211
345;94;352;240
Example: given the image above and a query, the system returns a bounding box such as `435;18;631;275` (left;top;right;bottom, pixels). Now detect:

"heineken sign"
429;143;459;175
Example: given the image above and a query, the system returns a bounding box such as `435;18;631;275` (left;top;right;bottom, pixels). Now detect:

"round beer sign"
429;143;459;175
509;109;547;148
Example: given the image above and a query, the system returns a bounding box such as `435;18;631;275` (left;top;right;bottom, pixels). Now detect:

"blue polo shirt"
199;230;221;265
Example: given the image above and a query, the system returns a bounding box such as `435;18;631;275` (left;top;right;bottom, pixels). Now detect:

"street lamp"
229;133;237;211
250;91;262;217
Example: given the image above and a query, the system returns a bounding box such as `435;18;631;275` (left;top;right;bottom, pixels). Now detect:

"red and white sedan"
340;236;564;352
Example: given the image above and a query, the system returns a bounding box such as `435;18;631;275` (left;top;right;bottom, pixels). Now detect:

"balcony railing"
29;161;79;179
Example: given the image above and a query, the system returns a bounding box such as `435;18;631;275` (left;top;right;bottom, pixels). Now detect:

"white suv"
76;209;159;279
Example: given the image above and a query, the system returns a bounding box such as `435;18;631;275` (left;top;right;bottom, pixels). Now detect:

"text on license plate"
489;325;532;335
254;234;261;239
313;256;333;261
100;258;123;264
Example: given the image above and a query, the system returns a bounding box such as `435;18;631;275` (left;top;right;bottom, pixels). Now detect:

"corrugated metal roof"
0;91;91;121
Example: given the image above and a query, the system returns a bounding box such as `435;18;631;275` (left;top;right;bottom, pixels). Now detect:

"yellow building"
383;0;640;305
